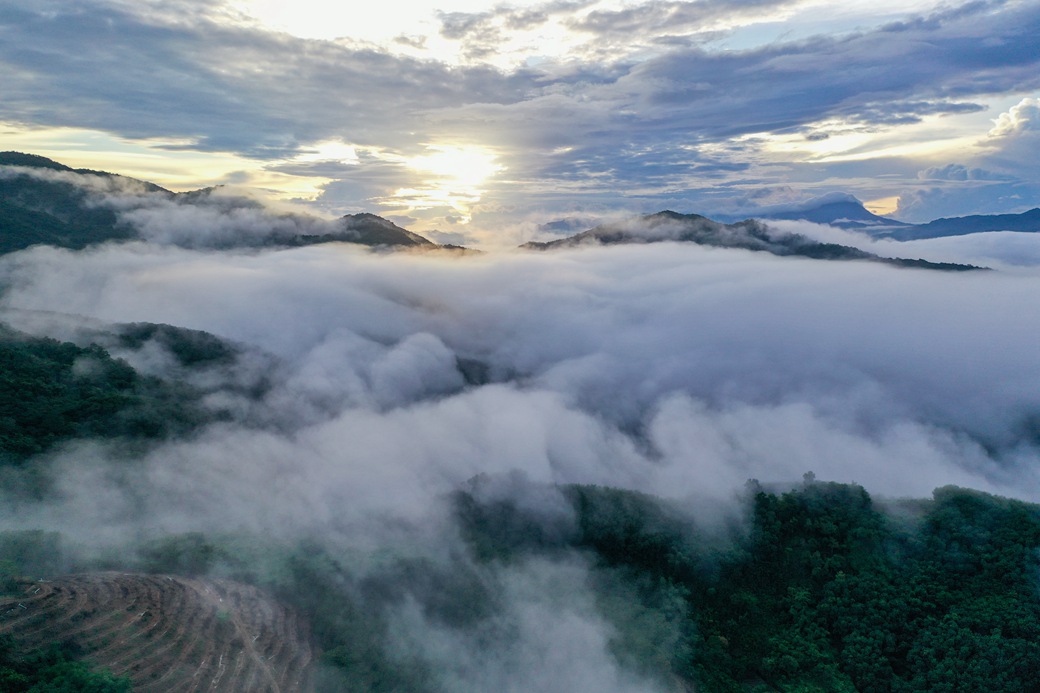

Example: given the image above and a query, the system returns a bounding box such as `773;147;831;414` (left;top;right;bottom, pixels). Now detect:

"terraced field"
0;572;314;692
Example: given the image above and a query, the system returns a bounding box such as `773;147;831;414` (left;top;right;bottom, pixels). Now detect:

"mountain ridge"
522;210;984;271
740;193;1040;238
0;152;438;253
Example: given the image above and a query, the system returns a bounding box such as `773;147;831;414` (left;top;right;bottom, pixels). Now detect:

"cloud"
385;557;668;693
4;1;1040;225
2;236;1038;495
989;96;1040;137
0;0;527;158
566;0;794;39
769;218;1040;270
428;2;1040;223
916;164;1010;182
425;228;473;245
896;97;1040;220
981;97;1040;176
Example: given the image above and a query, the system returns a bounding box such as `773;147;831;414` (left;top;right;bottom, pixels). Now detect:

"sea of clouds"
2;184;1039;691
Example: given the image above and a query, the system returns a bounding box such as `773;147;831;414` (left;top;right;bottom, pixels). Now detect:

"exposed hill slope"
0;572;314;693
523;210;982;270
0;152;436;253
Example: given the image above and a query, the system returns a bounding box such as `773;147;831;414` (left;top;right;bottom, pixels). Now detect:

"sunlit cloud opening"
383;144;504;221
408;145;502;187
293;140;360;165
748;112;989;166
863;196;899;216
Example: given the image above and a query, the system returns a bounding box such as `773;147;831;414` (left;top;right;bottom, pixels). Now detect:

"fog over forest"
2;172;1040;691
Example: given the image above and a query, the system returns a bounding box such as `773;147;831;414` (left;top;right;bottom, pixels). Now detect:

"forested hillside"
0;325;216;465
455;478;1040;692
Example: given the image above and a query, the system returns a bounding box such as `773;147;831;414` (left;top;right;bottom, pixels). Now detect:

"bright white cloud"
989;97;1040;138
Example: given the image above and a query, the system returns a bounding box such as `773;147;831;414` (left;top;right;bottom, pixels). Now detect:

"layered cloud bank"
2;239;1038;524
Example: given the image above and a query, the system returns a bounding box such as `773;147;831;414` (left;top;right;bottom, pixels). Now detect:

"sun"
386;145;504;222
407;145;503;189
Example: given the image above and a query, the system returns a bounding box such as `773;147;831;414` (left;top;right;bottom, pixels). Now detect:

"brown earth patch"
0;572;314;692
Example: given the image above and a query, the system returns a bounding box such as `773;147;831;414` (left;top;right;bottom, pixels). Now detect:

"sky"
1;0;1040;243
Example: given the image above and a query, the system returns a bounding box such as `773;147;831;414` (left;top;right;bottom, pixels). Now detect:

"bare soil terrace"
0;572;314;692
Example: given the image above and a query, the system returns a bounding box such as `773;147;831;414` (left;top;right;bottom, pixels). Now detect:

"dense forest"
0;635;130;693
0;325;218;466
453;478;1040;692
5;472;1040;691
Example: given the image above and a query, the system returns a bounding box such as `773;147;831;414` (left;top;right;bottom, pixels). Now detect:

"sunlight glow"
295;140;360;165
376;145;505;222
750;112;991;166
407;145;502;188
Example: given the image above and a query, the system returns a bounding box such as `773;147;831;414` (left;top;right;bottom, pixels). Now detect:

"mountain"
0;321;241;464
713;192;910;232
0;152;159;253
522;210;982;270
739;191;1040;239
280;212;434;248
0;152;437;253
744;192;910;230
884;207;1040;240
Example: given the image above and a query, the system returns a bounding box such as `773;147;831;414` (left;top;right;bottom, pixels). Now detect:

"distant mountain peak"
641;210;712;226
886;207;1040;240
745;193;906;229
